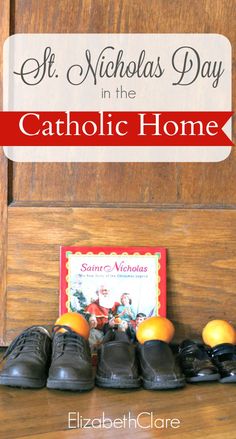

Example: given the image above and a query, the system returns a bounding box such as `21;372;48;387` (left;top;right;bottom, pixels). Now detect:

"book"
60;246;166;336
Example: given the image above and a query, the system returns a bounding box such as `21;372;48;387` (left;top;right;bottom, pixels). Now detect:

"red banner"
0;111;233;147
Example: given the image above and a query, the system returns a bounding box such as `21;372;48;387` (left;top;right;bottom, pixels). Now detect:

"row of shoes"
0;325;236;391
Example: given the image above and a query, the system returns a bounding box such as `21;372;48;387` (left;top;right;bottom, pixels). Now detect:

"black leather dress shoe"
47;325;94;391
210;343;236;383
138;340;185;389
178;340;220;382
96;330;141;388
0;326;51;388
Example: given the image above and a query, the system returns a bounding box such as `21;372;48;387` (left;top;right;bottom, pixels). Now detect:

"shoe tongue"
3;325;51;360
29;326;51;338
113;331;130;343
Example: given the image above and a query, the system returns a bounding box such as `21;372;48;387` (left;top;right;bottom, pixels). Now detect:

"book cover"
60;246;166;334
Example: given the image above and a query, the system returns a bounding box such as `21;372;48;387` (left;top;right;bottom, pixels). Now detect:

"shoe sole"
0;376;46;389
142;377;186;390
219;376;236;383
187;373;220;383
96;375;141;389
47;378;94;391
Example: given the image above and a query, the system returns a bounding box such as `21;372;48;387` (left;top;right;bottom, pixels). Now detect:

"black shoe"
47;325;94;391
210;343;236;383
0;326;51;388
178;340;220;382
96;330;141;389
137;340;185;390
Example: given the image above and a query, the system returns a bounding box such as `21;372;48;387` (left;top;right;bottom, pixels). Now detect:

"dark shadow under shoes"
0;326;51;388
47;325;94;391
210;343;236;383
178;340;220;382
96;330;141;389
138;340;185;389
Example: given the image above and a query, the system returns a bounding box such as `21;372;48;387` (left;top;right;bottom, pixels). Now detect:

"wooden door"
0;0;235;345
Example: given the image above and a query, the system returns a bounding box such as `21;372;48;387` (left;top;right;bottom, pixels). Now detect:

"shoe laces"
52;325;90;359
2;326;48;360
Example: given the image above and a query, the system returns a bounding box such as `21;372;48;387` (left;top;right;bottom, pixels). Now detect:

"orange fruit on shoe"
202;319;236;347
136;316;175;344
55;312;90;340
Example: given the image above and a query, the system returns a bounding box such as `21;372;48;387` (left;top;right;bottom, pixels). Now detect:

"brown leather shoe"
138;340;185;389
96;330;141;388
0;326;51;388
47;326;94;391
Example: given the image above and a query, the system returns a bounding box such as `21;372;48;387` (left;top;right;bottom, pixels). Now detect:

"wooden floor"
0;379;236;439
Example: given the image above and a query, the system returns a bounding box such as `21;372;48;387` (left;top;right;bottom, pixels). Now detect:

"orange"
202;319;236;347
136;316;175;344
55;312;90;340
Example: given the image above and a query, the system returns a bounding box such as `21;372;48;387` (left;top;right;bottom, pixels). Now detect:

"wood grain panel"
6;207;236;343
12;163;178;204
0;0;10;345
10;0;178;205
11;0;236;206
178;0;236;204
